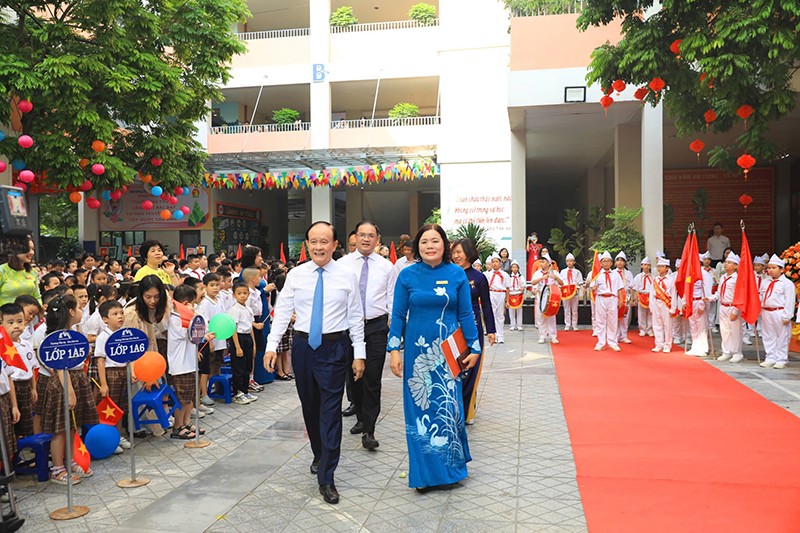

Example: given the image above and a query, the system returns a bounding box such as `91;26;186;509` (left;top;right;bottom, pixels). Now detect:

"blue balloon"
182;187;190;196
84;424;120;459
0;131;5;142
101;190;111;201
150;185;163;197
173;210;184;220
12;159;25;170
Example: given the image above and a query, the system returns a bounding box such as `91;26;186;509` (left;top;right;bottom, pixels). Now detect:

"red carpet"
551;331;800;533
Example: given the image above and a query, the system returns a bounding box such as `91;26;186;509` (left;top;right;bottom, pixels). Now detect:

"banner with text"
99;182;212;231
441;166;512;246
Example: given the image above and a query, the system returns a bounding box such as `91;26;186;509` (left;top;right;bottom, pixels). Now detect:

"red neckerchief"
762;279;777;305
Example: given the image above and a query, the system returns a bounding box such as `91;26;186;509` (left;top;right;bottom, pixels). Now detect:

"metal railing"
330;19;439;34
210;122;311;134
510;0;584;17
236;27;309;40
330;116;441;129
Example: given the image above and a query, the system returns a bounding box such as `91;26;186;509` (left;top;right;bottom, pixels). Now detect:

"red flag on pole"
127;245;133;258
73;432;91;473
676;230;702;318
299;242;307;262
588;250;601;302
733;227;761;324
0;326;27;372
279;243;286;263
179;244;185;260
97;396;124;426
389;242;397;264
236;243;242;260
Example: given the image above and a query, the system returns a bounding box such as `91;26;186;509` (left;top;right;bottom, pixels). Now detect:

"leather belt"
598;294;614;298
762;307;784;311
490;289;506;293
365;314;387;325
720;303;734;307
296;330;347;342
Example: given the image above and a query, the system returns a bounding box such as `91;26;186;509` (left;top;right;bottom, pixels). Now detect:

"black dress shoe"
319;484;339;504
349;421;364;434
310;459;320;475
342;403;356;417
362;433;379;450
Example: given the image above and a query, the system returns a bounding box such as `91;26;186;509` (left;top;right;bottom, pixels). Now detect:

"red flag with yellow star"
73;432;91;472
97;396;124;426
0;326;26;372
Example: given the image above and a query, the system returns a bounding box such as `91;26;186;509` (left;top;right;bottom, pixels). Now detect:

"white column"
510;129;526;264
308;2;332;224
641;103;664;257
78;201;99;247
310;186;332;223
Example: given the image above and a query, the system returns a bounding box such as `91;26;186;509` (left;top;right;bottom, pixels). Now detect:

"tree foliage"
590;206;645;259
450;223;497;263
409;3;438;26
578;1;800;170
0;0;249;192
39;195;78;238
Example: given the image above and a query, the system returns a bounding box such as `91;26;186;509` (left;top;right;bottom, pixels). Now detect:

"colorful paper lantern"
17;100;33;113
160;209;171;220
80;179;93;191
17;135;33;148
69;191;82;203
649;77;666;92
739;194;753;209
141;200;153;210
18;170;34;183
150;185;163;197
92;140;106;152
151;157;162;167
689;139;705;154
634;87;648;101
600;95;614;114
736;153;756;177
736;104;754;120
611;79;626;94
91;163;105;176
86;197;101;209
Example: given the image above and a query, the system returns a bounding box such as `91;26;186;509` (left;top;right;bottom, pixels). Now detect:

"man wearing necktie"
265;221;366;505
338;221;398;451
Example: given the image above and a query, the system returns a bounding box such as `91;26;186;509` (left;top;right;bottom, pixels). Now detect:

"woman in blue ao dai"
388;225;481;491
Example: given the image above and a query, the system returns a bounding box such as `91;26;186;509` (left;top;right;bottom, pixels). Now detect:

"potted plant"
388;102;419;124
272;108;300;125
589;206;645;260
330;6;358;28
409;3;437;26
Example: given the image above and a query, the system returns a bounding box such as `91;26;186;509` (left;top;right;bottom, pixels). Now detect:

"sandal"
50;466;81;485
72;462;94;478
278;374;291;381
170;426;196;440
187;424;206;435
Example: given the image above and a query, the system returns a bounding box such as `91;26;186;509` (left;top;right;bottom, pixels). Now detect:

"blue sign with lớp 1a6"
40;330;90;370
106;328;149;364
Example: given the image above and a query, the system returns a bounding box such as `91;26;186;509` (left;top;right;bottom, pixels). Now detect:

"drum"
508;293;524;309
637;292;650;309
561;284;577;300
539;284;562;317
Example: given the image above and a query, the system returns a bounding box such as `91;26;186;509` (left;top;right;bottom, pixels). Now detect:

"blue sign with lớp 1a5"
40;330;90;370
106;328;148;364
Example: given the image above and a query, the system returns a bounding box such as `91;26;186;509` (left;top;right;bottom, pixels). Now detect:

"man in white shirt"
265;221;365;505
338;221;397;451
706;222;731;266
393;237;415;274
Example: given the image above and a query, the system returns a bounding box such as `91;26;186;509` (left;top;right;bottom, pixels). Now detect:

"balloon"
92;140;106;152
168;196;178;205
151;157;162;167
150;185;163;197
110;189;122;200
101;190;111;201
141;173;153;184
182;187;190;196
84;424;120;459
12;160;25;171
173;210;184;220
14;182;27;192
17;135;33;148
0;131;5;142
17;100;33;113
174;187;183;196
79;158;89;168
69;191;82;203
86;197;101;209
91;163;105;175
180;206;190;215
133;351;166;383
160;209;171;220
0;162;6;172
18;170;34;183
80;179;93;191
208;314;236;341
141;200;153;210
160;192;169;200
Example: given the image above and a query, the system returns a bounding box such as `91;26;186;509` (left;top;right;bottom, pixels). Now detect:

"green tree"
330;6;358;27
424;207;441;225
451;223;497;264
409;3;437;26
39;195;78;238
0;0;249;193
578;1;800;169
272;108;300;125
548;208;586;269
388;103;420;120
590;207;645;259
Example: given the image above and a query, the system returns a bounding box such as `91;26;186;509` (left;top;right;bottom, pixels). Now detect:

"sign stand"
42;330;91;521
105;327;150;488
185;316;210;449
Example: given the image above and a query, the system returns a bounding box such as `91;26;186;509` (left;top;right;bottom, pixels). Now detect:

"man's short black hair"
305;221;338;242
0;303;24;318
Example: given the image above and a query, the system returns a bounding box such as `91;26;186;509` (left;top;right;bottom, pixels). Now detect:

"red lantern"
150;157;163;167
634;87;648;101
739;194;753;209
17;100;33;113
736;104;754;120
669;39;682;56
141;200;154;210
600;95;614;115
86;197;101;209
69;191;82;203
704;109;717;124
611;79;626;94
649;77;666;92
736;153;756;177
689;139;705;154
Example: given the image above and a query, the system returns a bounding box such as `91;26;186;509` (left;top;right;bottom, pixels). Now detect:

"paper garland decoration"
202;160;439;190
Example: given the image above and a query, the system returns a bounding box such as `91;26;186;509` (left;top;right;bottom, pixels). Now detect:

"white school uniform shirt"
196;295;227;351
633;272;652;294
247;287;263;318
182;268;204;280
32;322;51;377
691;269;715;300
228;301;255;334
485;268;510;292
560;267;584;287
82;309;104;338
530;269;563;292
167;313;198;376
717;272;738;305
508;273;525;295
589;269;625;295
94;325;126;369
10;338;38;381
0;361;11;395
615;268;634;291
267;259;366;359
760;275;796;322
218;288;233;311
650;273;678;312
338;251;397;320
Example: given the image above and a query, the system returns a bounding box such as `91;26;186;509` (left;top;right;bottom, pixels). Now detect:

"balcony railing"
330;19;439;34
331;116;441;129
236;27;309;40
210;122;311;134
510;0;584;17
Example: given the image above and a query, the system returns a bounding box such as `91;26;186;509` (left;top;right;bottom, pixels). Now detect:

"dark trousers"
229;332;254;395
292;333;348;486
346;316;388;435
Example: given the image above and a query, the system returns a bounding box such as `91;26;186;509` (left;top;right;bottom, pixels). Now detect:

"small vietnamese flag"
280;242;286;264
589;250;601;303
236;243;242;260
97;396;124;426
179;243;185;260
389;242;397;264
128;245;133;258
299;242;307;262
73;432;91;473
0;326;27;372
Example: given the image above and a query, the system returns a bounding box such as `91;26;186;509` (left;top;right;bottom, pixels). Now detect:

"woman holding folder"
388;224;481;492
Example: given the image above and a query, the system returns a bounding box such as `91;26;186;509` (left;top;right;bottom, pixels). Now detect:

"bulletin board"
214;203;262;254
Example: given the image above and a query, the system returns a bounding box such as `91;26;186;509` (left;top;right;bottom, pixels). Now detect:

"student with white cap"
716;252;743;362
744;255;768;344
507;260;525;331
614;251;634;343
560;253;583;331
472;258;483;272
701;251;720;333
650;257;677;352
589;251;625;351
633;257;654;337
685;254;716;357
758;255;796;369
530;253;564;343
484;252;510;343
